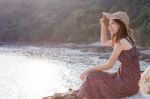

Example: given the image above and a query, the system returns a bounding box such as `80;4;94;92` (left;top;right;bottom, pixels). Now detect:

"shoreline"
1;43;149;66
0;42;150;64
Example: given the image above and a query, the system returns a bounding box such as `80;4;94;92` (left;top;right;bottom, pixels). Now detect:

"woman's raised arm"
100;18;113;47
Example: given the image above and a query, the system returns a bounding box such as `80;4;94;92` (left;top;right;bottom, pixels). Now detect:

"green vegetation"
0;0;149;46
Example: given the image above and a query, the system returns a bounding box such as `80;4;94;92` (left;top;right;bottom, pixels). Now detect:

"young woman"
77;11;141;99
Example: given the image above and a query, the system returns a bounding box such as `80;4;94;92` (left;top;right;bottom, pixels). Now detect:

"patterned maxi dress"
77;37;141;99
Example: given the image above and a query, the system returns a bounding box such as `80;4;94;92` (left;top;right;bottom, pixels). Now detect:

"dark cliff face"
0;0;149;46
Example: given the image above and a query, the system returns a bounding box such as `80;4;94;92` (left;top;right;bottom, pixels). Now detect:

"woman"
77;11;141;99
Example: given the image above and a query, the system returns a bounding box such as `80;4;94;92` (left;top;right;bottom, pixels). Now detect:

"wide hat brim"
102;12;120;20
102;12;129;30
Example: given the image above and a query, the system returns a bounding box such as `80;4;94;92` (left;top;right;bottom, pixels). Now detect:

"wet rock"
139;50;150;63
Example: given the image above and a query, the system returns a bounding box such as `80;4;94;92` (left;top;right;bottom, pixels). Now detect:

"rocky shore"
58;43;150;64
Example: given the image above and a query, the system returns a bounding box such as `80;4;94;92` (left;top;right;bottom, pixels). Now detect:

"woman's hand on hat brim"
100;18;109;31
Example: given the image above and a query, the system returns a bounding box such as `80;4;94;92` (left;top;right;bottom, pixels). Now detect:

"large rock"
42;89;79;99
139;66;150;94
42;89;150;99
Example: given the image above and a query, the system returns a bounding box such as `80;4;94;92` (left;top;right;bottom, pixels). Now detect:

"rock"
138;49;150;63
43;89;150;99
139;66;150;94
42;96;52;99
42;90;80;99
139;52;150;63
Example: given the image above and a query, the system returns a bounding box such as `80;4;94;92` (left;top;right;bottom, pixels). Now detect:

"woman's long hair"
111;19;135;45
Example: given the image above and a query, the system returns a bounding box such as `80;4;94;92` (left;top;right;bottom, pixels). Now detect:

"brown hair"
111;19;135;45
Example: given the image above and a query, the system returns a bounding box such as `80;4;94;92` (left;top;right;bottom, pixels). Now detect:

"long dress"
77;37;141;99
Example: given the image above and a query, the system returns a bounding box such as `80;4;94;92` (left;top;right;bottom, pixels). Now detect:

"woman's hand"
99;17;109;30
80;70;87;81
99;18;105;27
80;68;94;81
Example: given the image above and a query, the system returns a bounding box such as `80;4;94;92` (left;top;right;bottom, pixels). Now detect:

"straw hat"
102;11;129;30
102;11;135;39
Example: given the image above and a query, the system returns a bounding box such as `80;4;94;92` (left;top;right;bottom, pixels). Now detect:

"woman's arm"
92;42;123;70
80;42;123;80
100;18;113;47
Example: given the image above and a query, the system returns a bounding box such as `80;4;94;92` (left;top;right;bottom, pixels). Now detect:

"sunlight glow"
0;54;68;99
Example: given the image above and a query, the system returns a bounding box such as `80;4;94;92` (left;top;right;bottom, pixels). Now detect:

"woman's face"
109;19;120;35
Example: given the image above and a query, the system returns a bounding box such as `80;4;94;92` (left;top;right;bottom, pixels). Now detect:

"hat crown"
113;11;129;27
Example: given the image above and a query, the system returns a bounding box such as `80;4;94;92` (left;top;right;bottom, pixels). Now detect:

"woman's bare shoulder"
113;38;131;50
119;38;133;50
120;38;127;43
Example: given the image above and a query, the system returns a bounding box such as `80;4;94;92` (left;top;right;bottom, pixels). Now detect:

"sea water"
0;45;149;99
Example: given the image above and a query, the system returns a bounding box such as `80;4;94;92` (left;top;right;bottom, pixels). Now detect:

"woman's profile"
77;11;141;99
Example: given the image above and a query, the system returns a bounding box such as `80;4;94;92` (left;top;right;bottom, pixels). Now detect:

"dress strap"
125;36;135;47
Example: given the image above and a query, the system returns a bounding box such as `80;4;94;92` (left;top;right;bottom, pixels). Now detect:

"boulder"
139;66;150;94
42;89;150;99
